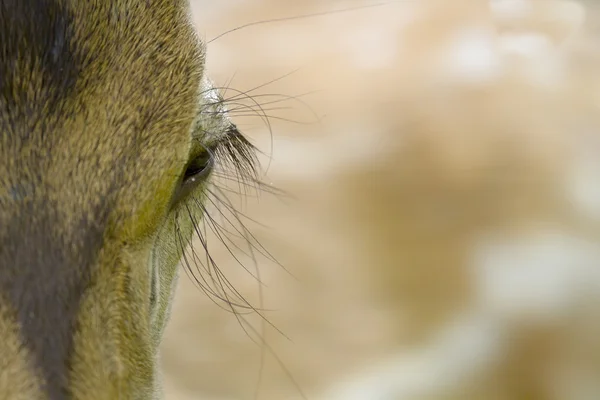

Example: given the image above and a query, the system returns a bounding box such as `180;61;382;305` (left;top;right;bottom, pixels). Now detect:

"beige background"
161;1;600;399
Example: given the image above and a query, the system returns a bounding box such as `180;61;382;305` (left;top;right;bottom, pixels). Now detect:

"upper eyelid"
192;79;233;145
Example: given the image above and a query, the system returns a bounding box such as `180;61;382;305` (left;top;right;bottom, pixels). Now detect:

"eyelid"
169;149;214;208
189;138;217;162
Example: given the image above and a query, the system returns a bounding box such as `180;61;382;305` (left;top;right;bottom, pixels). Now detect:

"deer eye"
171;150;214;206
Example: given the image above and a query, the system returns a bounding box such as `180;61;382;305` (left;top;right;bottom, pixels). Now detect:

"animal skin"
0;1;256;399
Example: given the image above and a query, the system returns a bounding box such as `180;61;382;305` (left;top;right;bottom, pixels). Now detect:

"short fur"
0;1;228;399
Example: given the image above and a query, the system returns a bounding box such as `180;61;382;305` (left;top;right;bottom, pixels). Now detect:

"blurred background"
160;1;600;399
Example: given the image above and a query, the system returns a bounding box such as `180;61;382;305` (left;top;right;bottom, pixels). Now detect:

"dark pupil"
184;153;211;179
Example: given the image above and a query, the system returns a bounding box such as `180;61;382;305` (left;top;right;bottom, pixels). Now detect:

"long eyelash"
179;182;306;399
213;127;260;188
207;83;323;178
176;79;308;398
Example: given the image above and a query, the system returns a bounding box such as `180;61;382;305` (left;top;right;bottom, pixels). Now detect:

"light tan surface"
161;1;600;399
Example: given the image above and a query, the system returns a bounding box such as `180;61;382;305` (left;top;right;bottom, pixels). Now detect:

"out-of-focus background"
161;1;600;399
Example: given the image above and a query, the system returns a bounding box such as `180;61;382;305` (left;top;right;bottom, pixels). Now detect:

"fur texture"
0;0;230;398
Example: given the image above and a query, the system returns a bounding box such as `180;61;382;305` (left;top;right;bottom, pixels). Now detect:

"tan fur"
0;0;227;398
0;303;44;400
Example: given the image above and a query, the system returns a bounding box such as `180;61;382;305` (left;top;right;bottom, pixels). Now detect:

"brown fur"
0;0;218;398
